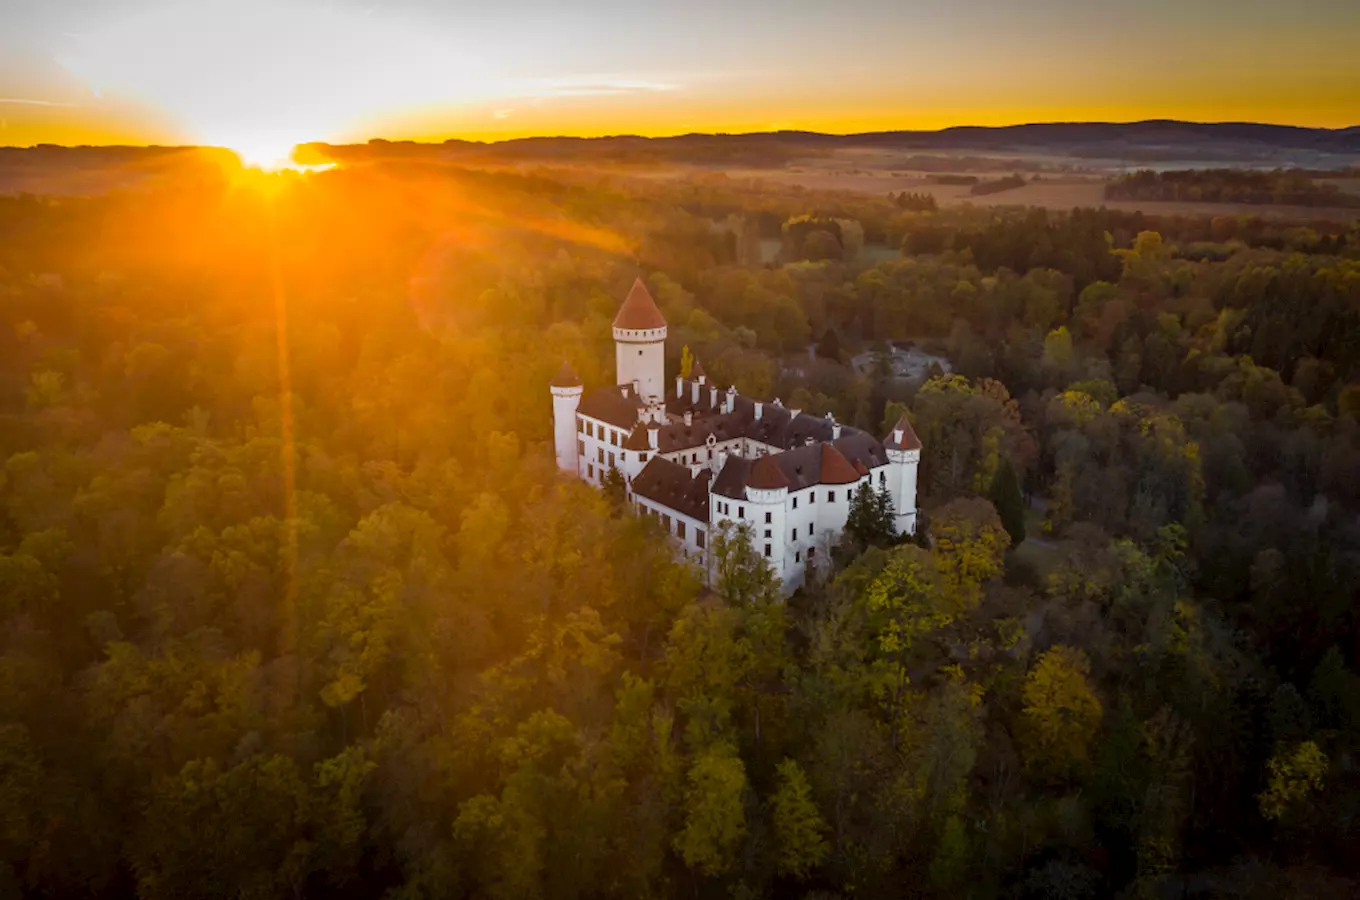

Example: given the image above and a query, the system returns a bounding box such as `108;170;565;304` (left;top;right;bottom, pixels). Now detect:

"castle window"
638;349;643;356
738;506;745;519
677;521;686;540
588;464;595;478
598;448;604;463
640;452;649;462
608;452;616;468
663;514;672;530
764;544;771;558
792;527;798;541
697;531;705;549
577;440;584;458
879;471;886;485
810;492;816;503
796;551;801;563
792;497;798;510
828;491;836;503
765;512;772;524
764;529;771;539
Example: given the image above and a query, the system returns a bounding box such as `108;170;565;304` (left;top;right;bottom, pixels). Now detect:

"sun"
230;135;306;172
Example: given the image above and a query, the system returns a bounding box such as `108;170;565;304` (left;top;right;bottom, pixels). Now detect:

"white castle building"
551;277;920;594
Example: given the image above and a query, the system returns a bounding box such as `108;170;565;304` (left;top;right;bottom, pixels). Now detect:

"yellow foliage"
1259;741;1328;821
1020;645;1102;779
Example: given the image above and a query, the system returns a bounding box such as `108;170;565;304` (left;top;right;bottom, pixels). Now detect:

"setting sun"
229;136;306;172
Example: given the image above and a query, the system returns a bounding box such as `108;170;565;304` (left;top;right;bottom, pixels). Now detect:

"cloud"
0;98;77;107
518;76;679;98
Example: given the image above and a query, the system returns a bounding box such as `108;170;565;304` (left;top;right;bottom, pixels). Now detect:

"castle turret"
745;455;791;583
883;410;922;535
550;360;584;475
613;278;667;402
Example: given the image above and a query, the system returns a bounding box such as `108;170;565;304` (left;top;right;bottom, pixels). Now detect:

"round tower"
746;455;791;588
883;410;922;535
613;277;668;402
550;361;584;475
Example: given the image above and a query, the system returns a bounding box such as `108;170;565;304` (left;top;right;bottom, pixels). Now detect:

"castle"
551;278;920;594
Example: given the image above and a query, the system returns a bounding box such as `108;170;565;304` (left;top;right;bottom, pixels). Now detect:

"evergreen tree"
844;483;896;550
987;457;1026;545
603;465;627;509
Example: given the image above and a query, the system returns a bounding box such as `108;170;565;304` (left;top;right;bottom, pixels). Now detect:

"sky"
3;0;1359;160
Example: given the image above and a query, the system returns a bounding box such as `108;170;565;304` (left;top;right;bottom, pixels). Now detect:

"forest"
1105;169;1360;209
1;158;1359;899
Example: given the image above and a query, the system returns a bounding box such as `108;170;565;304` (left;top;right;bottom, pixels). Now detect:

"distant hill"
2;121;1357;196
297;120;1360;168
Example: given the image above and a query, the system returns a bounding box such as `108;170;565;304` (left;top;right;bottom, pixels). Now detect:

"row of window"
716;490;838;522
767;544;820;564
638;504;707;549
580;418;625;447
579;439;648;468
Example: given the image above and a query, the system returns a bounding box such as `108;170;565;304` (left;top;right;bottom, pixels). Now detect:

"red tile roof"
884;411;922;451
819;442;861;484
613;278;667;331
748;454;791;490
550;360;582;387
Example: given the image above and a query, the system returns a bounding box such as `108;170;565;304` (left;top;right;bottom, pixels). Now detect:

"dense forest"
1;159;1360;899
1105;169;1360;209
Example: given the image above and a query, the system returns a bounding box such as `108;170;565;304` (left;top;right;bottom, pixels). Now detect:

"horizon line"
4;117;1359;152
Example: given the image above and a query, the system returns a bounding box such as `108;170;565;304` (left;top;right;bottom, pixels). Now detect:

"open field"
707;154;1360;221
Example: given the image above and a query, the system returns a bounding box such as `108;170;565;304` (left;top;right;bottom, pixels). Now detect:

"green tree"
987;457;1026;546
674;741;748;877
770;758;829;879
844;482;896;550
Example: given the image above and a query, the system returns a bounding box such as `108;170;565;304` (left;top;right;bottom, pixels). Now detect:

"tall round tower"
613;277;668;402
550;360;584;475
883;410;922;535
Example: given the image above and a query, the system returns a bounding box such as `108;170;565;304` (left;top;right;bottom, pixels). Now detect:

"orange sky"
3;0;1358;158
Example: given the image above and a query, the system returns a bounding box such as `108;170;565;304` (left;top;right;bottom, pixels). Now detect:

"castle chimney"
648;424;659;449
724;385;737;415
833;422;842;439
804;435;814;446
684;411;693;427
893;427;904;444
710;385;718;407
755;401;763;421
691;380;700;404
676;375;684;399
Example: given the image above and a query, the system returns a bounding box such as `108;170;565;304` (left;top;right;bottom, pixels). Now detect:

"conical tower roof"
818;442;861;484
690;359;707;379
613;277;667;330
550;360;582;387
748;454;791;490
884;410;922;450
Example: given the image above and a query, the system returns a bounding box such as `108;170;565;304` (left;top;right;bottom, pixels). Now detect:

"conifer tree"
845;483;896;549
987;457;1026;545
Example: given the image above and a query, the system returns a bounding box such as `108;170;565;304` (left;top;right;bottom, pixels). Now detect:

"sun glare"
231;137;304;172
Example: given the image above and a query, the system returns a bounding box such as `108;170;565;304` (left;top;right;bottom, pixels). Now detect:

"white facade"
551;381;583;474
614;324;667;402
